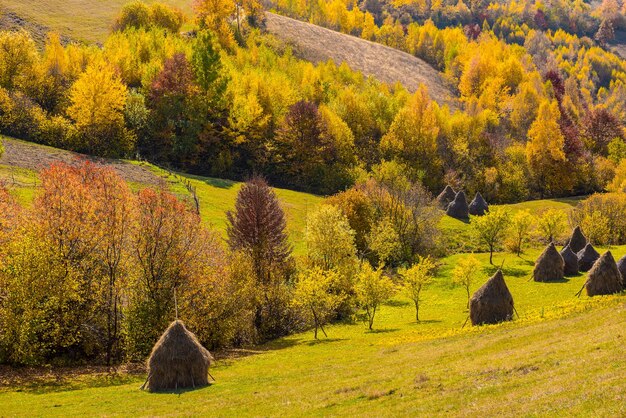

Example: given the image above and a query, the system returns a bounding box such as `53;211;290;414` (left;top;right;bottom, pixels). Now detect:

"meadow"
1;135;625;416
0;246;624;416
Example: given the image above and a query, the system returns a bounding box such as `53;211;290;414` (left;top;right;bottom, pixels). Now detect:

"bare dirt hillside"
264;12;457;107
0;137;162;185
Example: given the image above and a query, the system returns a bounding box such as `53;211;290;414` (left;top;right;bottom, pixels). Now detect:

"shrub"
571;193;626;245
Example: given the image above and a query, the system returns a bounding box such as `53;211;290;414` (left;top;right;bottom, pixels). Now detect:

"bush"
571;193;626;245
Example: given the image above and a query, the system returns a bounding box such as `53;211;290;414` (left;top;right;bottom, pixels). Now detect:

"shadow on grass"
536;277;571;283
175;172;238;189
306;338;346;346
202;177;237;189
485;265;529;278
146;383;213;395
365;328;400;334
10;372;141;395
384;299;411;307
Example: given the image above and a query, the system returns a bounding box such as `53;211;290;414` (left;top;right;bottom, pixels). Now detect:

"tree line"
1;0;626;202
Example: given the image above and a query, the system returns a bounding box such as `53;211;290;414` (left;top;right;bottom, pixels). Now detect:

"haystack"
468;192;489;216
577;243;600;272
145;320;213;392
533;242;564;282
565;226;587;253
616;255;626;289
436;185;456;209
585;251;623;297
469;270;514;325
446;191;469;220
560;245;579;276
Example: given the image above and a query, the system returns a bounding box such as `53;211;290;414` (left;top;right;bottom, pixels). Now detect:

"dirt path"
265;12;458;108
0;138;163;185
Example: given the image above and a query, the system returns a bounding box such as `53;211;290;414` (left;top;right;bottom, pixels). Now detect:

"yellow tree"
525;100;570;197
355;262;395;330
194;0;236;49
291;268;345;339
451;255;481;309
380;85;442;188
401;256;437;322
67;62;131;157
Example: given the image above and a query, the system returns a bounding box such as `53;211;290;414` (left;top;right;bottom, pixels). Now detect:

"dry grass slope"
265;12;457;108
0;0;191;44
0;137;161;185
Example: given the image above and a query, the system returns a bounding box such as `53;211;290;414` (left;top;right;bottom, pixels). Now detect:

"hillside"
0;0;191;44
265;12;457;107
1;247;624;415
0;136;322;252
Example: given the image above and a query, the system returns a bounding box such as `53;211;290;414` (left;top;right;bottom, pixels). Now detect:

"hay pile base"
533;242;564;282
470;270;514;325
446;191;469;220
577;243;600;272
436;185;456;209
565;226;587;253
145;320;213;392
560;245;579;276
585;251;623;297
468;192;489;216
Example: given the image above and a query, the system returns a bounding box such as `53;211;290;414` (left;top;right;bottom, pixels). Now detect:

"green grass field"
1;137;625;416
0;247;624;416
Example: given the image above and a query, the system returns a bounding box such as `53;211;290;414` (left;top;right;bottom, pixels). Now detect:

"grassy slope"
0;0;192;44
0;136;322;253
1;247;624;416
265;12;456;107
0;141;624;415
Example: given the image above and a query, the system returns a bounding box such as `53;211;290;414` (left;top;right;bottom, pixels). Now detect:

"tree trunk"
489;244;494;265
414;300;420;322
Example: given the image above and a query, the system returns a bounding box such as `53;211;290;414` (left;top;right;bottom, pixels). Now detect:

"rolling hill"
265;12;457;107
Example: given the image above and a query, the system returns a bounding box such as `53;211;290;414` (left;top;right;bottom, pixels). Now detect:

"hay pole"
140;372;153;391
208;371;216;381
513;306;520;319
575;281;588;298
174;287;178;320
461;316;470;328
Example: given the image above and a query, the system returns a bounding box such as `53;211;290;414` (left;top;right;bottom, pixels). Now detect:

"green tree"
471;207;511;265
401;256;436;322
355;262;395;330
509;210;535;256
192;30;227;101
451;255;481;309
537;209;567;243
291;268;345;339
580;212;611;245
305;204;357;273
367;216;401;267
